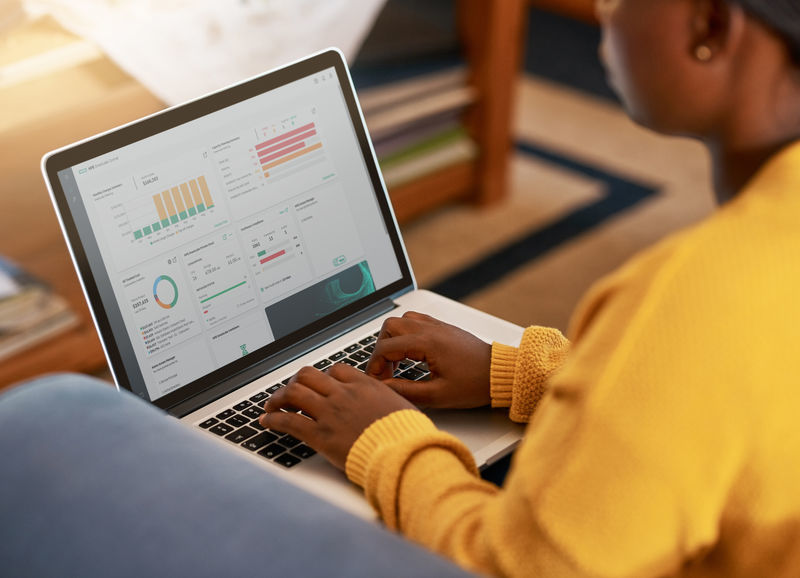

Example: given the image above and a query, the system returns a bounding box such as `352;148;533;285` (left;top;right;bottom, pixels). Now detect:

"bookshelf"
0;0;526;388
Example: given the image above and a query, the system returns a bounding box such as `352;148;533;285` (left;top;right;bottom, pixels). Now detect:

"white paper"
23;0;385;105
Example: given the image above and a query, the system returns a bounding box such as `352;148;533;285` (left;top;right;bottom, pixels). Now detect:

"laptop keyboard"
196;331;431;468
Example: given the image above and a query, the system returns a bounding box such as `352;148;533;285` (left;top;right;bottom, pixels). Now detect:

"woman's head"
595;0;800;140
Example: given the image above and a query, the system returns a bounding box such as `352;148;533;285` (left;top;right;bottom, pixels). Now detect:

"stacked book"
356;65;478;190
0;257;78;362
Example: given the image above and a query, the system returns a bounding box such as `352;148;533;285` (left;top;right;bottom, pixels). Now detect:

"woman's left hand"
259;363;417;470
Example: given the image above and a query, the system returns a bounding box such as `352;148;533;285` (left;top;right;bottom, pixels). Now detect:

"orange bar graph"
179;183;194;210
171;186;186;213
261;142;322;173
153;195;168;221
197;176;214;208
162;191;177;217
189;179;203;206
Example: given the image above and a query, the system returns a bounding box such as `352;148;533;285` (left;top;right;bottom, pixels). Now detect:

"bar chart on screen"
217;108;338;221
129;176;216;241
100;170;229;273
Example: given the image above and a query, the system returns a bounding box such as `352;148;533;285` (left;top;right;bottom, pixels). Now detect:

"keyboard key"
397;360;415;370
349;350;370;362
242;431;278;451
209;423;234;436
399;367;427;381
344;344;361;353
339;358;358;367
251;419;265;431
329;351;347;361
281;377;291;385
313;358;332;370
199;417;218;429
357;362;369;372
233;400;252;411
226;414;249;428
363;343;375;353
225;426;257;444
274;453;302;468
290;444;316;459
266;384;282;394
359;335;377;345
242;406;264;419
277;435;302;448
258;443;286;459
249;391;269;403
216;409;235;420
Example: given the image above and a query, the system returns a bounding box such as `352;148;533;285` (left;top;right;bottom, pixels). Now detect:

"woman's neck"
707;140;795;204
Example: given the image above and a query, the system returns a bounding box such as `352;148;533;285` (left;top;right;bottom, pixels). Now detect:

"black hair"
734;0;800;63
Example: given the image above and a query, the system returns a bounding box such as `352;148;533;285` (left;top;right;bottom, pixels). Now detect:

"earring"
695;44;713;62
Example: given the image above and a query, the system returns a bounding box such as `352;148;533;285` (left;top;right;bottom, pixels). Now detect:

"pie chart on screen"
153;275;179;309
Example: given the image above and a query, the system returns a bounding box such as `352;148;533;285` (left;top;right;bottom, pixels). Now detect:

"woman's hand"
259;363;416;470
366;311;492;409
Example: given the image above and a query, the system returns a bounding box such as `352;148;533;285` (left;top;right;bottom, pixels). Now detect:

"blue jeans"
0;374;471;577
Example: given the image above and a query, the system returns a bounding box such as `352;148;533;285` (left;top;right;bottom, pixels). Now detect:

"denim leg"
0;374;472;578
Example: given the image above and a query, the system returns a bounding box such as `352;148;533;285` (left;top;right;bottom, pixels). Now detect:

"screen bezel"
43;49;414;410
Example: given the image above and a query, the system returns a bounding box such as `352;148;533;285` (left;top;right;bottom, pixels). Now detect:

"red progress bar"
259;141;304;165
257;129;317;158
255;122;315;151
259;249;286;264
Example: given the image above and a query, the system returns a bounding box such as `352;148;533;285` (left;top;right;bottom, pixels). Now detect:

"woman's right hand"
366;311;492;409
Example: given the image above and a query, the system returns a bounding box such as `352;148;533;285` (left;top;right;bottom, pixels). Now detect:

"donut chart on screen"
153;275;179;309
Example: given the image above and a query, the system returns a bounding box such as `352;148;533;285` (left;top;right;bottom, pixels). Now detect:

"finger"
401;311;437;323
290;366;338;396
366;334;429;377
382;377;438;407
325;361;366;382
265;380;327;419
259;410;317;443
377;312;431;340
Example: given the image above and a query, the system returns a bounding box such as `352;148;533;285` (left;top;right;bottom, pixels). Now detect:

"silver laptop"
41;48;524;519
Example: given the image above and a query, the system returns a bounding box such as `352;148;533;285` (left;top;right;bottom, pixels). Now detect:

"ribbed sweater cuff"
490;342;519;409
346;409;438;488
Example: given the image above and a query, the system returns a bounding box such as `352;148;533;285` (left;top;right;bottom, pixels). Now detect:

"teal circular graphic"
153;275;179;309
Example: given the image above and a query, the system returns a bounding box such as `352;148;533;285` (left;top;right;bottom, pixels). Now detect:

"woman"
261;0;800;575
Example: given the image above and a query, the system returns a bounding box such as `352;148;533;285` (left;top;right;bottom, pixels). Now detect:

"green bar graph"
143;225;153;235
134;230;143;239
188;207;197;216
161;219;170;228
197;204;206;213
179;211;188;220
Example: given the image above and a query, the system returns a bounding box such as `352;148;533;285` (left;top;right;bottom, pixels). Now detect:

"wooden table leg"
458;0;527;206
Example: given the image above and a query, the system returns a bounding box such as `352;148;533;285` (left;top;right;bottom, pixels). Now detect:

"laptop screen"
44;50;413;409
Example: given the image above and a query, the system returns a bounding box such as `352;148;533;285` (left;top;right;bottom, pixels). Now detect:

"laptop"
42;48;525;519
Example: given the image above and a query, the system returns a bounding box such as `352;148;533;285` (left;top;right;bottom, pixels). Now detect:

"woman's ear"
689;0;744;62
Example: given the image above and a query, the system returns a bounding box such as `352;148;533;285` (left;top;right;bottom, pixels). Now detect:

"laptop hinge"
168;297;397;418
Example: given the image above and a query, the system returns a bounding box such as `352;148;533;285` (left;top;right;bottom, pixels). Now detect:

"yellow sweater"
345;141;800;577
